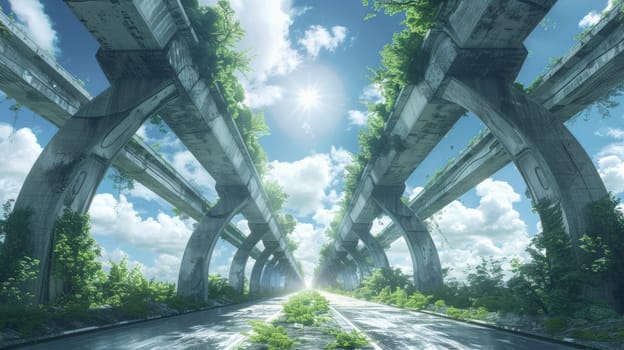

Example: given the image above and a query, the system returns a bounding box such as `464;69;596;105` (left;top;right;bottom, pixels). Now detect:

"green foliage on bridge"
181;0;269;176
328;0;442;240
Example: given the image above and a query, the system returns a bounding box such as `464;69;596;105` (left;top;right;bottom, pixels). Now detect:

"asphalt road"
13;295;290;350
322;292;578;350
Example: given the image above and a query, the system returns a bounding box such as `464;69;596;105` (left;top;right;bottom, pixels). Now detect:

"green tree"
507;202;583;315
0;199;39;304
52;208;105;306
465;257;510;311
579;195;624;313
356;267;413;298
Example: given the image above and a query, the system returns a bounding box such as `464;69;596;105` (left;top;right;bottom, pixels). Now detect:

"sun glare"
297;87;320;110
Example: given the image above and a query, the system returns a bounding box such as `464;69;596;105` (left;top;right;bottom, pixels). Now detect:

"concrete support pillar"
249;241;278;295
228;223;268;293
261;253;282;294
336;252;359;291
177;186;250;303
352;223;389;270
443;77;609;254
342;241;371;282
372;185;443;293
11;78;176;304
272;259;288;292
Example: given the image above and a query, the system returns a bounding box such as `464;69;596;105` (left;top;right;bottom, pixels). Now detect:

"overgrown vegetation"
328;0;442;250
245;291;369;349
322;197;624;346
0;201;243;340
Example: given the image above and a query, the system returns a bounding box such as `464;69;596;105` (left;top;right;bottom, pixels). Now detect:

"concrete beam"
322;0;555;284
0;7;260;259
65;0;302;284
377;3;624;249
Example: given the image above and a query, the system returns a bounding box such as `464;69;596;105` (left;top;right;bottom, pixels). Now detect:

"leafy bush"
325;330;369;349
405;291;432;310
247;320;294;350
543;317;567;334
282;290;329;325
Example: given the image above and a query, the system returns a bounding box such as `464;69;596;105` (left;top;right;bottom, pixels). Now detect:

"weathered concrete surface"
12;78;177;303
341;241;371;281
178;186;249;302
65;0;303;289
250;241;278;295
377;4;624;249
372;186;442;293
228;223;268;293
352;223;389;270
444;77;608;252
0;7;259;258
320;0;555;285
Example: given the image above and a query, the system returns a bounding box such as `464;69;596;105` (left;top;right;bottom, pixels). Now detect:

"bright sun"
297;87;320;110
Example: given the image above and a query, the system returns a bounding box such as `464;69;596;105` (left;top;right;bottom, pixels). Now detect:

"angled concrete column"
261;253;282;294
177;186;250;302
372;185;443;293
336;252;359;291
443;77;609;254
352;223;389;270
228;223;268;293
271;259;288;292
249;241;278;294
342;241;371;281
12;78;176;304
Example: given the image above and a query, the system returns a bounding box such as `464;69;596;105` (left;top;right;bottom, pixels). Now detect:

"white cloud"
598;155;624;194
290;222;327;284
386;179;531;281
99;247;181;283
9;0;59;55
596;135;624;195
579;0;616;28
360;84;385;104
201;0;303;108
89;193;195;255
267;146;351;216
299;25;348;58
348;110;369;126
127;182;165;203
606;127;624;139
0;124;43;204
244;84;284;109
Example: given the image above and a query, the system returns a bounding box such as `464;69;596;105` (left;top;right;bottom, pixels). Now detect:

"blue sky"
0;0;623;284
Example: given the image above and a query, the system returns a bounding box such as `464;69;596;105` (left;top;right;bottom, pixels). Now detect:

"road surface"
13;295;290;350
323;292;578;350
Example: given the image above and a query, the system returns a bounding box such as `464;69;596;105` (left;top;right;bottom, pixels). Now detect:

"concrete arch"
177;186;250;302
10;78;176;304
261;254;282;294
342;241;371;282
443;77;609;254
249;241;278;295
372;185;443;293
228;223;268;293
351;223;390;270
336;252;359;291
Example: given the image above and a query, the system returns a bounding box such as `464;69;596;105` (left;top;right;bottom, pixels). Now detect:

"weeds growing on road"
244;291;370;349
